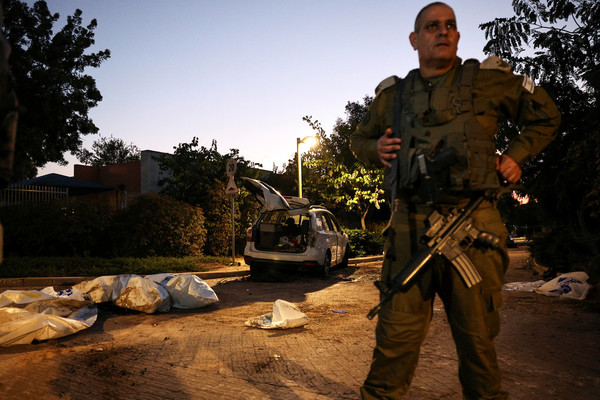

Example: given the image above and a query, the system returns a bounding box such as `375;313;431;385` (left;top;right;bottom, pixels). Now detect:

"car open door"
241;177;311;212
241;177;292;211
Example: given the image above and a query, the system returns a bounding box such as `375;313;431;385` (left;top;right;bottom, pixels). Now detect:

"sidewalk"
0;249;598;399
0;255;384;290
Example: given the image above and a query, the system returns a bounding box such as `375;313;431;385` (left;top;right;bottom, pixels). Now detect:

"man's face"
409;4;460;73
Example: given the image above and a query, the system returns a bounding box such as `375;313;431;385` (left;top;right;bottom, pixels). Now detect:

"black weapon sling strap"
388;78;405;203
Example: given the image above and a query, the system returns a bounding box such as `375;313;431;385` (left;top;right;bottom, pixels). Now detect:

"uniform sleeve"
350;88;396;166
475;70;561;165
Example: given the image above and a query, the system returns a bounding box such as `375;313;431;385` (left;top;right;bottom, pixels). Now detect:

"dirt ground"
1;248;599;399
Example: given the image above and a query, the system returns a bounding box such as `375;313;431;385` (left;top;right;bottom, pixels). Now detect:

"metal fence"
1;185;69;206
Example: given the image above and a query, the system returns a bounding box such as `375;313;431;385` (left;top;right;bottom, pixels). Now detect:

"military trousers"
361;199;509;400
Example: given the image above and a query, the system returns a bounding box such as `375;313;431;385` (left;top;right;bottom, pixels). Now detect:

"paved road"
0;249;599;399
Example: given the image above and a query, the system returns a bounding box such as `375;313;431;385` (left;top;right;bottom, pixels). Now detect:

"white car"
242;178;350;279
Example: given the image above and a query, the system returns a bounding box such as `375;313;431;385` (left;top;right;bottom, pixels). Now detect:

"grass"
0;256;233;278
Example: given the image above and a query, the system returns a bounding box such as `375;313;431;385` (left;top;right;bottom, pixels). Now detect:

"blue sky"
38;0;515;176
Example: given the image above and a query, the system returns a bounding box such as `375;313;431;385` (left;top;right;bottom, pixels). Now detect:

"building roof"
10;173;114;196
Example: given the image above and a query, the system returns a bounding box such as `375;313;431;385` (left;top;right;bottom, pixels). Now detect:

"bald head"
409;2;460;77
414;2;454;32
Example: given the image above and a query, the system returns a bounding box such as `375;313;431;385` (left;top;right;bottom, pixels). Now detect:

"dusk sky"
38;0;516;176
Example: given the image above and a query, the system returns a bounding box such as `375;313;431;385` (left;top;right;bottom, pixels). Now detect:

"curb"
0;269;251;290
0;257;383;289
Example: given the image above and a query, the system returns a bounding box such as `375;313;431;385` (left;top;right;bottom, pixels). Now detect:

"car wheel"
321;251;331;279
340;245;350;268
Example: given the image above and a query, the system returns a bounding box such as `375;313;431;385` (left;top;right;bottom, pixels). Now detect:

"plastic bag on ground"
245;299;308;329
40;287;88;302
146;273;219;309
0;287;98;347
0;289;56;307
114;275;171;314
0;287;92;316
535;271;591;300
0;306;97;347
503;280;546;292
73;274;135;303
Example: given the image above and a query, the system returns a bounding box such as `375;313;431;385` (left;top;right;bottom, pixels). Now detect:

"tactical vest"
395;59;499;202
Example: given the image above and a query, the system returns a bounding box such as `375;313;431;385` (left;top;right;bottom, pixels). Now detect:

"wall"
74;160;141;209
140;150;171;195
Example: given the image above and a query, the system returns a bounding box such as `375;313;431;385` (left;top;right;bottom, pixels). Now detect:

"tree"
330;162;385;230
77;135;140;166
3;0;110;179
156;138;261;256
480;0;600;272
300;96;386;229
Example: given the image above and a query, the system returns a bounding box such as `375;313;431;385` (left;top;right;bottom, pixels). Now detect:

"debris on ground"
504;271;592;300
535;271;592;300
245;299;308;329
331;309;348;314
503;280;546;292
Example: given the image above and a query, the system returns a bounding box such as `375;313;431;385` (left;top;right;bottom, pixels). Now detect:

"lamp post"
296;136;317;198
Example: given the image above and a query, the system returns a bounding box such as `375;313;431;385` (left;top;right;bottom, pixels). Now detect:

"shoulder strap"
388;78;405;201
453;59;479;114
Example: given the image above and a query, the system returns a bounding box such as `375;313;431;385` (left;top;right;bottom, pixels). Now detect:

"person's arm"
350;80;398;166
475;68;561;182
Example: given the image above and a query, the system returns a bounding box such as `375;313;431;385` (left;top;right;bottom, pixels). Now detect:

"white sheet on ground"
114;275;171;314
0;288;97;347
0;272;220;346
146;273;219;309
245;299;308;329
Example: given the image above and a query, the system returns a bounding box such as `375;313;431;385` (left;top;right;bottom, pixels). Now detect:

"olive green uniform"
351;57;560;399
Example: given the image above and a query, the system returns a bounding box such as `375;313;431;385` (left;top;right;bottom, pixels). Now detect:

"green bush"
202;181;233;256
108;194;206;257
345;228;385;257
0;256;230;278
0;200;113;257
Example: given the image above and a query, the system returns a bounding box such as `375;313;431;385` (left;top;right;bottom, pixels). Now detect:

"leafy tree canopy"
155;138;264;256
480;0;600;268
155;138;261;206
76;135;140;166
299;96;385;229
3;0;110;179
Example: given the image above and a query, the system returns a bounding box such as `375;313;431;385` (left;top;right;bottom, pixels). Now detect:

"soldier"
350;2;560;399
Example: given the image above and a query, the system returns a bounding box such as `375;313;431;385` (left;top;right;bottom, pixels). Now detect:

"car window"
260;210;289;224
315;213;327;231
317;213;334;231
325;213;341;232
325;215;336;231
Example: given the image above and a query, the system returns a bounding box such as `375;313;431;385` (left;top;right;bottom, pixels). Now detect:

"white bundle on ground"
73;274;136;303
146;273;219;309
0;273;220;346
245;299;309;329
0;288;97;347
114;275;171;314
535;271;592;300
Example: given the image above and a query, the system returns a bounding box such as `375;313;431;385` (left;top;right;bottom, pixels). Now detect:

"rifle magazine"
452;253;482;288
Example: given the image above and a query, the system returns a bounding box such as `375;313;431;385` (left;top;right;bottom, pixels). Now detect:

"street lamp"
296;136;317;198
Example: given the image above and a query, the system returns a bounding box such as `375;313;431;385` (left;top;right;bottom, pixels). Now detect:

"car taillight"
246;227;253;242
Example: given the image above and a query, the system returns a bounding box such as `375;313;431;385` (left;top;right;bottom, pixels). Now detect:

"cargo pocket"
485;290;503;339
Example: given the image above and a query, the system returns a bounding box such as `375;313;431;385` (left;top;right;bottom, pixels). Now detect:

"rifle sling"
389;78;405;202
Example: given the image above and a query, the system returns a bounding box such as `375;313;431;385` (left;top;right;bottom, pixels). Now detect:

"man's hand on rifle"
496;154;521;183
378;128;402;168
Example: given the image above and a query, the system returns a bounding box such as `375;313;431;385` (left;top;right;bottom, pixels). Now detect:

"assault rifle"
367;195;500;320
